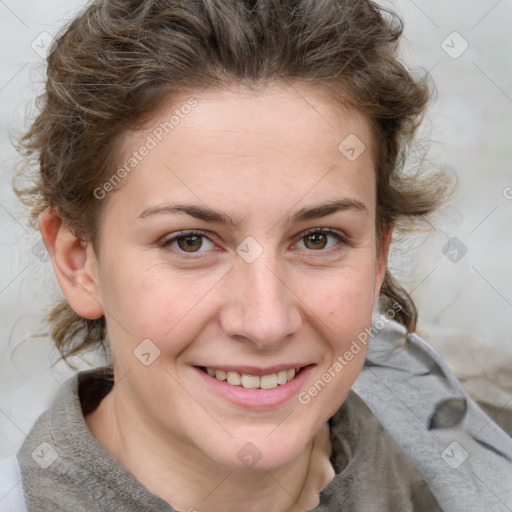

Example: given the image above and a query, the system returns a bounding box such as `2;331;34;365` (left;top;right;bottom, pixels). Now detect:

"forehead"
107;83;376;224
134;83;374;161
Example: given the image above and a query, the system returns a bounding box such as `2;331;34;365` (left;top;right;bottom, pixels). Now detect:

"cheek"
99;259;221;345
299;271;375;413
100;248;377;355
304;264;377;331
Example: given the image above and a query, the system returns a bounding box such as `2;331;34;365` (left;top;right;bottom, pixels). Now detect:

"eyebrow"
138;198;368;228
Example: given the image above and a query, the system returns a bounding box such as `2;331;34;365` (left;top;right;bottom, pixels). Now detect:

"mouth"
194;363;314;409
197;365;307;390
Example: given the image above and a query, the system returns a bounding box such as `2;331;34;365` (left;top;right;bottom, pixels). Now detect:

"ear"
39;209;104;320
374;224;393;305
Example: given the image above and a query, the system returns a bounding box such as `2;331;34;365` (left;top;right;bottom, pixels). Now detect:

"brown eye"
160;230;215;255
177;235;203;252
296;229;345;253
303;232;328;250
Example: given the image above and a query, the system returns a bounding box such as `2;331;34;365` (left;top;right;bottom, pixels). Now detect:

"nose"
219;253;303;350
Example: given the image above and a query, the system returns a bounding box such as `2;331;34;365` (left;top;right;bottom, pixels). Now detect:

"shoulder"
0;456;29;511
327;390;443;511
353;316;512;510
415;322;512;436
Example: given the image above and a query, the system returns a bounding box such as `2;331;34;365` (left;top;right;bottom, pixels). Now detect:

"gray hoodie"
3;318;511;511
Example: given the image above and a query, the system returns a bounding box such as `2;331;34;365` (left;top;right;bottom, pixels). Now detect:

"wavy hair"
15;0;452;365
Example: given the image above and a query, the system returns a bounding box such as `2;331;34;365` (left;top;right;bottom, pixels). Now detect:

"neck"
85;383;331;512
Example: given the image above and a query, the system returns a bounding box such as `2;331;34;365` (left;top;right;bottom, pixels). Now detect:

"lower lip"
193;365;314;409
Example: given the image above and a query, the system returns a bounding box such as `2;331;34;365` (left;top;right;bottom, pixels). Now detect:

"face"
87;83;389;471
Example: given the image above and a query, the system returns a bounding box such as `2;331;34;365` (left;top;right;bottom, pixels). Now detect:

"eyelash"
159;228;348;259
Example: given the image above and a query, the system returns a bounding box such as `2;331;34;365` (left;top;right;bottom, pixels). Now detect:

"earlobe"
39;209;104;320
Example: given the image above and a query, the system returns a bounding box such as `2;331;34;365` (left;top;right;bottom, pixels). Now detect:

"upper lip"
196;363;313;376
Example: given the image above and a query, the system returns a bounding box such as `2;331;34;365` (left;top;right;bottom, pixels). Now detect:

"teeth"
241;374;260;389
226;371;242;386
215;369;227;381
204;366;302;389
260;373;278;389
276;370;288;385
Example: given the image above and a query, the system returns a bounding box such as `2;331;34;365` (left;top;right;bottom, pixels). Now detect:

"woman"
2;0;511;510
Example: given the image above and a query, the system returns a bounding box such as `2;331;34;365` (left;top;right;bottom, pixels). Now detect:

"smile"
199;366;304;390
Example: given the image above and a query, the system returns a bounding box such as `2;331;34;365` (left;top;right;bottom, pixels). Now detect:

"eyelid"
159;227;348;257
292;227;348;255
158;229;214;258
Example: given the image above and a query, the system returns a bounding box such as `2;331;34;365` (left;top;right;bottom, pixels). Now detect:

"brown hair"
15;0;452;365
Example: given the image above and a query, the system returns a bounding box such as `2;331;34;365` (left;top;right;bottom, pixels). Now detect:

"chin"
199;425;313;473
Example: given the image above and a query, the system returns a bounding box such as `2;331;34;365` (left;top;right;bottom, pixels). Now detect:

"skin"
40;82;392;512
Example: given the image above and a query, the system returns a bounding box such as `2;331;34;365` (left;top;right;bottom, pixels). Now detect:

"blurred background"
1;0;511;457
